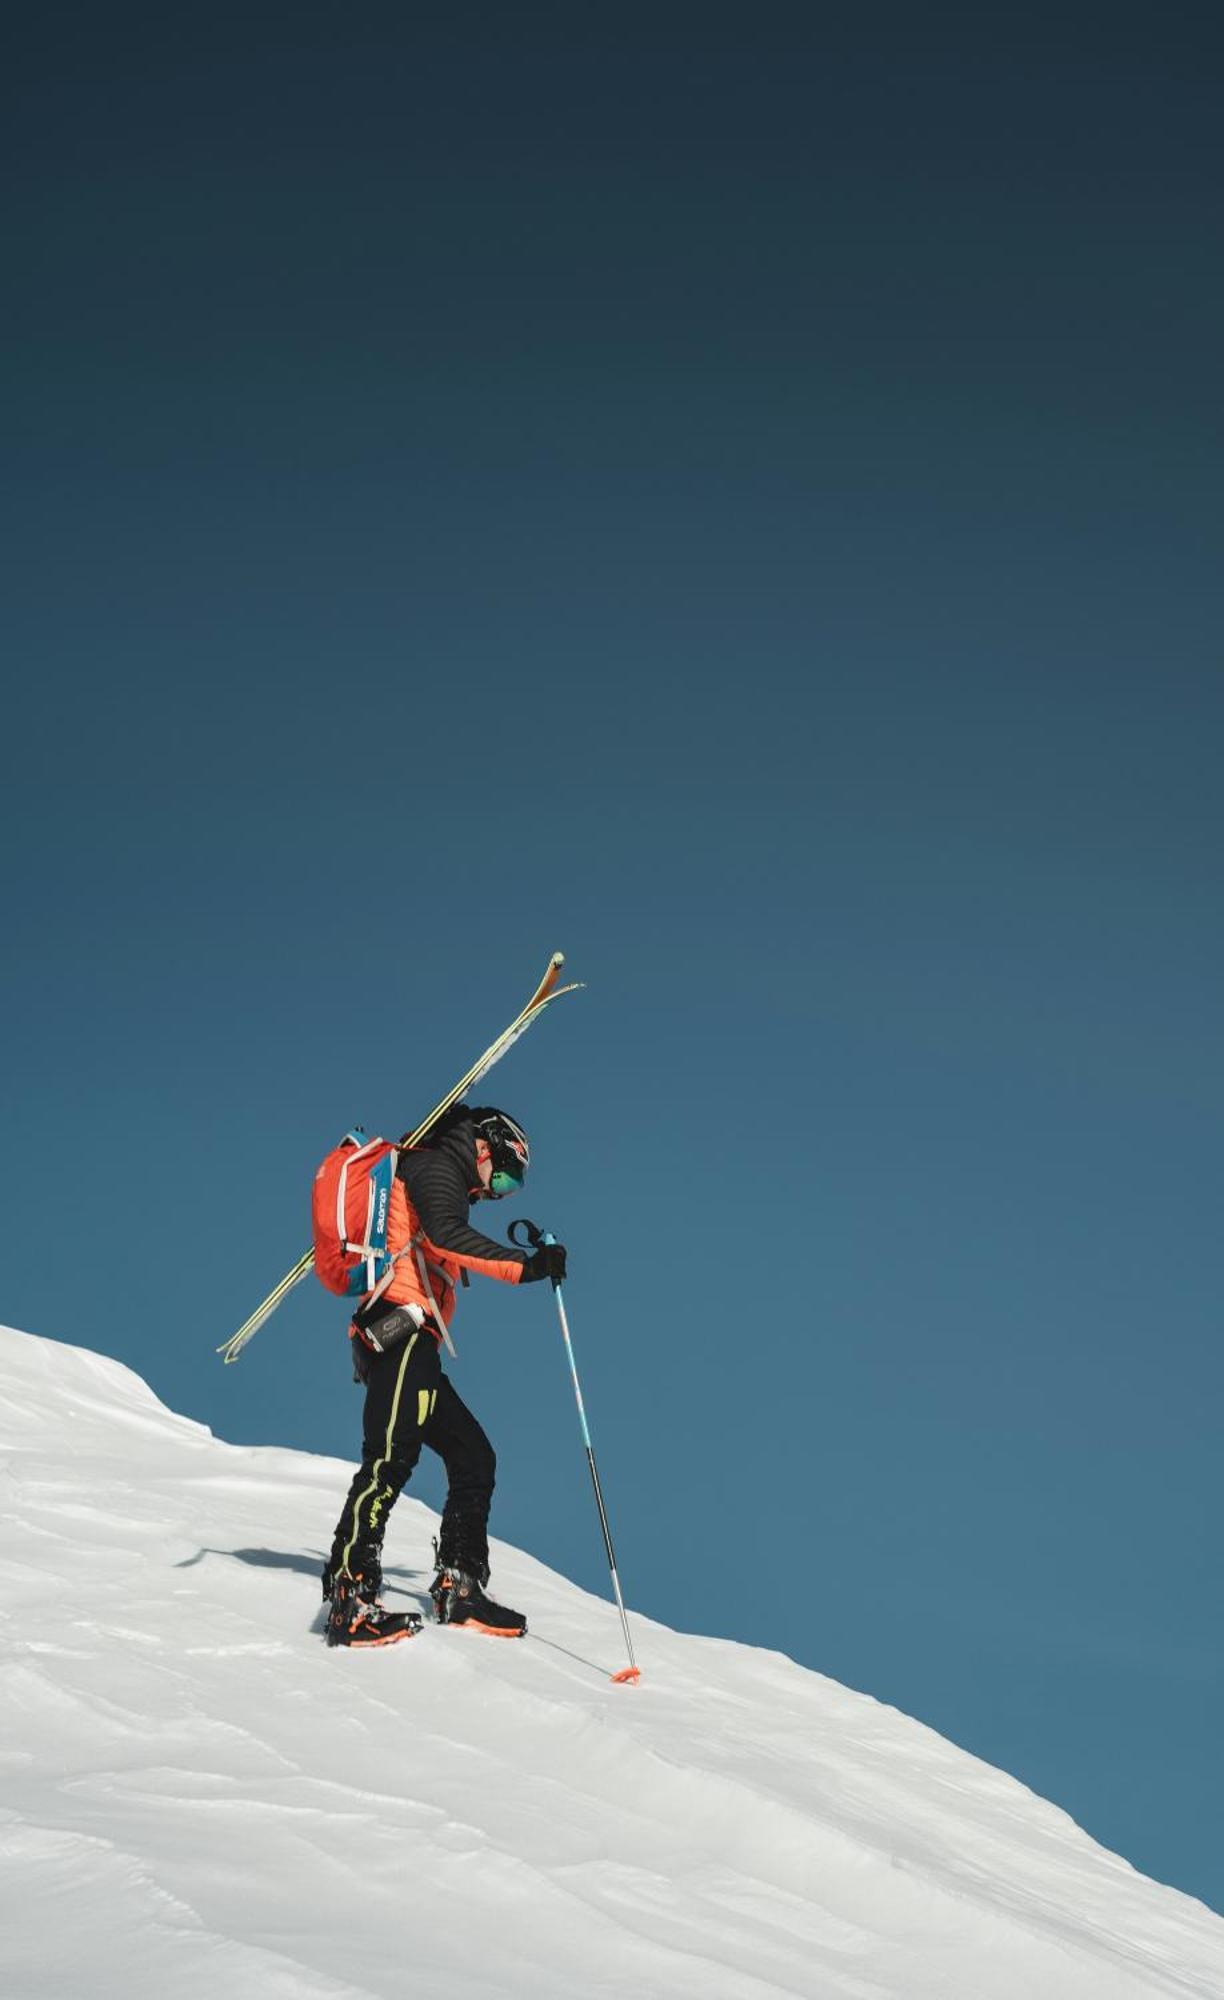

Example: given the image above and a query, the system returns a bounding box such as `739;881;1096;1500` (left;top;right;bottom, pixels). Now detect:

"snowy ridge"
1;1324;1220;2000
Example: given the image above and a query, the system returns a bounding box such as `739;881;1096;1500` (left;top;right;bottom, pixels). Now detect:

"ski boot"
324;1567;422;1649
429;1559;526;1638
322;1553;381;1603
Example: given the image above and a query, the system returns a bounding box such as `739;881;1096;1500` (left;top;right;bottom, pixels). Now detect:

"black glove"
519;1242;567;1285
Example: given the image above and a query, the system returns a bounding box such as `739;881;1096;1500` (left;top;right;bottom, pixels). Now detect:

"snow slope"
1;1325;1220;2000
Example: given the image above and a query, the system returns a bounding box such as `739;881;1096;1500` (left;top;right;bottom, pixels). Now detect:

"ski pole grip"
540;1229;563;1290
508;1217;563;1289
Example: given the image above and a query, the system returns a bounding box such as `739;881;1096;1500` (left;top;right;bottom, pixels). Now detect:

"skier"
323;1105;566;1648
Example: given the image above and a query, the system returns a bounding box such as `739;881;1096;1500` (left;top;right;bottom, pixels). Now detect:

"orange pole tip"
610;1666;641;1684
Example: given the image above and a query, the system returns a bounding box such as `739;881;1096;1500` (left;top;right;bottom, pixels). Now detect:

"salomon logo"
376;1186;388;1235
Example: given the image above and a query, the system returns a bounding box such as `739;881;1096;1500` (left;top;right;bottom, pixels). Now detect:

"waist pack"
312;1131;400;1299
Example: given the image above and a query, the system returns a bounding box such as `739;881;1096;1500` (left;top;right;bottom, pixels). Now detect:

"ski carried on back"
216;952;582;1364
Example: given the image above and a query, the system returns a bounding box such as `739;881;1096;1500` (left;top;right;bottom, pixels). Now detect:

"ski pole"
511;1218;640;1684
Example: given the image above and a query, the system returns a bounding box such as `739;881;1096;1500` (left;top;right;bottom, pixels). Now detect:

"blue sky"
5;6;1222;1911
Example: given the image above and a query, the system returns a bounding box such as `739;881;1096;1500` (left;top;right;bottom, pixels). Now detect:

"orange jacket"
377;1178;525;1324
366;1120;528;1329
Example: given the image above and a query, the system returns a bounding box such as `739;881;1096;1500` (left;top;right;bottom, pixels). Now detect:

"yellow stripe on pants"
340;1333;418;1575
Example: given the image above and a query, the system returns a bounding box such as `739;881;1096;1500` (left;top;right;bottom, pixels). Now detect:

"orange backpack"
311;1131;399;1299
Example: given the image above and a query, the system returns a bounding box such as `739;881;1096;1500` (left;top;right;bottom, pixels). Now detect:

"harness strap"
354;1231;456;1358
412;1238;458;1358
360;1257;403;1316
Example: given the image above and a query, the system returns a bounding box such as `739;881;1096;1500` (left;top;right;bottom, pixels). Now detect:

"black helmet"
470;1107;530;1196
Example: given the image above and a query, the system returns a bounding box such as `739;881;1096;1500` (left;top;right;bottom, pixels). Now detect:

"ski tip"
610;1666;641;1685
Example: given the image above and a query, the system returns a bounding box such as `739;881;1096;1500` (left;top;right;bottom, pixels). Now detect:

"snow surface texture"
1;1325;1221;2000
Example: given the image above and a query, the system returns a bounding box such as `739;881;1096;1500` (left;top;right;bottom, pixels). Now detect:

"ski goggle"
489;1167;524;1198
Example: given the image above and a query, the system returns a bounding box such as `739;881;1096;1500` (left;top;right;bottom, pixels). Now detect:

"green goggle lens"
490;1168;524;1197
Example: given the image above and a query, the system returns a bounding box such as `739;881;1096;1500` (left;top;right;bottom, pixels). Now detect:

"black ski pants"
329;1329;496;1584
